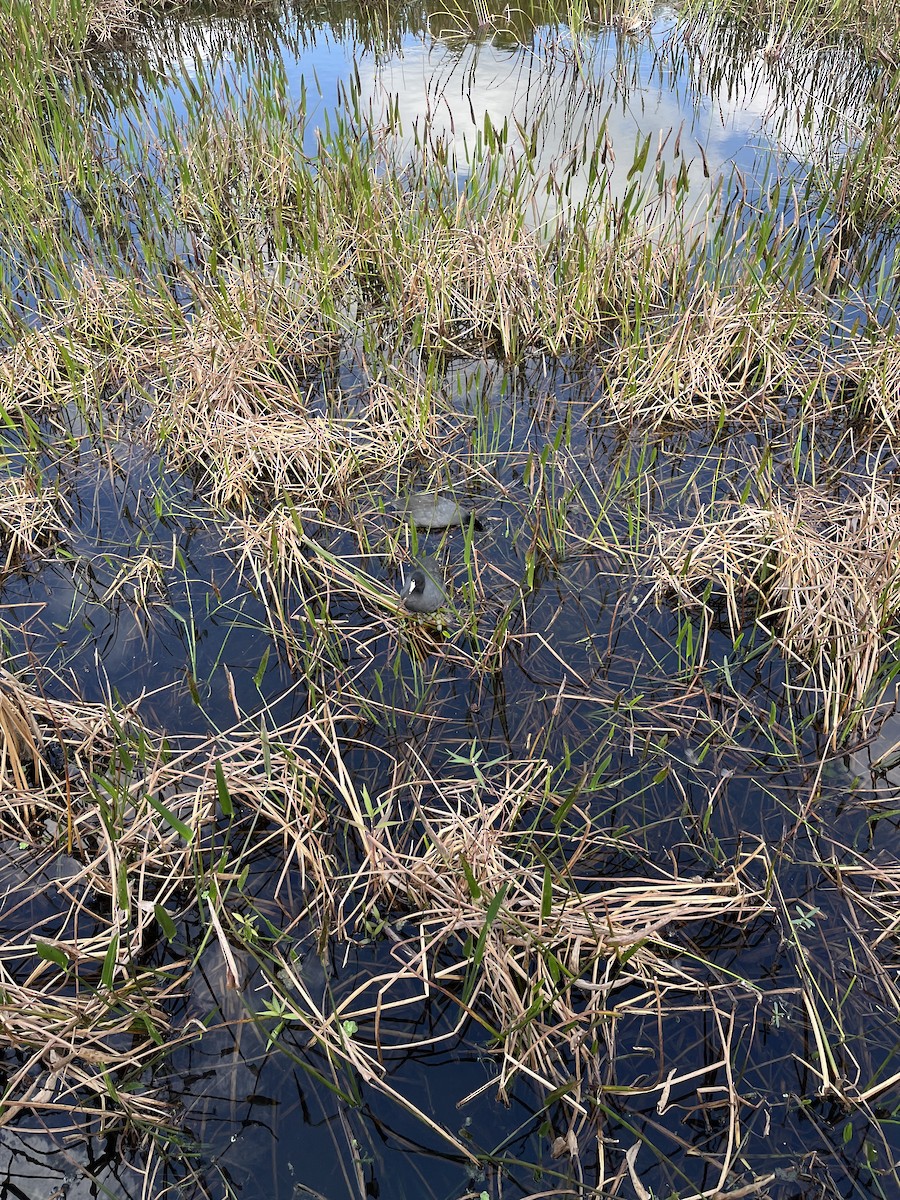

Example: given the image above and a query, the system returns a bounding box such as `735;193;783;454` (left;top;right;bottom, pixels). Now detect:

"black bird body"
400;556;447;613
397;493;482;531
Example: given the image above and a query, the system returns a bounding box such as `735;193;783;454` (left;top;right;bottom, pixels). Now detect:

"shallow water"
3;2;900;1198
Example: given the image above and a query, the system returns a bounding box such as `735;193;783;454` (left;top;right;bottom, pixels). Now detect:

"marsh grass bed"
3;0;900;1197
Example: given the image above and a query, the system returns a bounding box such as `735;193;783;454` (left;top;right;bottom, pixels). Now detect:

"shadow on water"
2;1;900;1198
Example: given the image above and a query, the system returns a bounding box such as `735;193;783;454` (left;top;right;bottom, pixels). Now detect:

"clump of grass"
101;548;167;610
0;668;44;791
679;0;900;60
230;503;494;687
367;187;676;356
373;774;765;1096
651;503;775;631
837;329;900;432
0;0;138;59
253;748;768;1147
0;472;68;568
653;485;900;732
0;678;344;1137
229;504;397;662
591;284;825;427
159;405;400;510
0;682;178;1131
150;266;375;507
0;267;178;414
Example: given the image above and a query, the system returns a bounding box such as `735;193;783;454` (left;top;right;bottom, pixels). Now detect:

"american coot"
396;492;482;531
399;556;448;614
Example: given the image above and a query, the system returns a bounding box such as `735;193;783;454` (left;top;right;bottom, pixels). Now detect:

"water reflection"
70;0;896;251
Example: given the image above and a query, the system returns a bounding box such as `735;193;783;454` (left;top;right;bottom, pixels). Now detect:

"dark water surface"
2;2;900;1198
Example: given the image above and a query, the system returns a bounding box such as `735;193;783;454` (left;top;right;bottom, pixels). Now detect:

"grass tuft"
653;484;900;732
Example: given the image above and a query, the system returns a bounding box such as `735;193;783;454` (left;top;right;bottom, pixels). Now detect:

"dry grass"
407;213;671;356
401;212;553;354
233;505;398;607
0;325;105;414
79;0;138;43
0;678;346;1137
681;0;900;59
160;405;403;510
837;332;900;432
765;843;900;1114
246;744;771;1180
2;672;895;1168
652;484;900;730
0;669;45;792
0;472;67;569
230;504;490;677
0;0;138;55
0;683;176;1131
362;767;765;1097
591;285;827;427
151;273;449;509
651;503;776;631
0;269;176;414
101;548;166;611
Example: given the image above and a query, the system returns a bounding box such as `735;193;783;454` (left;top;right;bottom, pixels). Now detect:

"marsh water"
3;2;900;1198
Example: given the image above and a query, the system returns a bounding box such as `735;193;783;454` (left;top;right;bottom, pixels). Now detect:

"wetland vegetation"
3;0;900;1197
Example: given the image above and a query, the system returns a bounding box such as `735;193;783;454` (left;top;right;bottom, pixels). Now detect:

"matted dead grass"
0;677;341;1137
652;484;900;730
78;0;137;44
0;263;339;425
0;472;67;570
764;841;900;1109
232;504;398;609
5;679;895;1167
252;745;773;1178
160;405;405;510
151;274;449;509
679;0;900;59
0;669;45;793
0;268;176;413
591;285;827;427
837;333;900;432
359;768;765;1097
0;684;176;1131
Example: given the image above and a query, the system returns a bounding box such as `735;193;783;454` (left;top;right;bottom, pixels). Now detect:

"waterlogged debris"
399;555;448;613
396;492;482;530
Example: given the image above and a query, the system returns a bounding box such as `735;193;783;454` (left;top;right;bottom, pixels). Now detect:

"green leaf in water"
36;941;69;971
460;854;481;900
154;902;177;941
253;645;270;688
100;931;119;990
145;790;194;842
215;760;233;817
